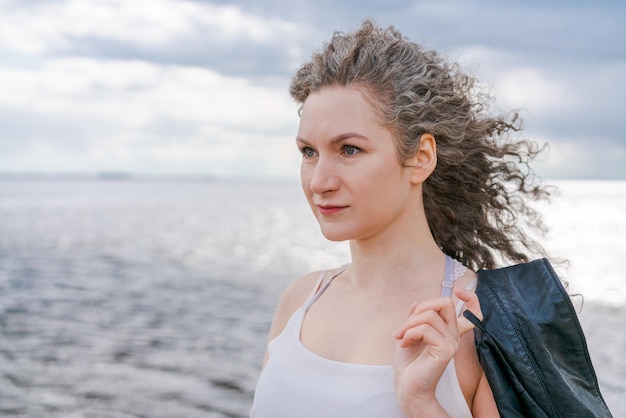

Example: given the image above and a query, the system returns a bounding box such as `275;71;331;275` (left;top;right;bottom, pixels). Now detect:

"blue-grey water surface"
0;179;624;417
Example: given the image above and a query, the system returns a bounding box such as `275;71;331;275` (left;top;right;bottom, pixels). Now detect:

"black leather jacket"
465;259;613;417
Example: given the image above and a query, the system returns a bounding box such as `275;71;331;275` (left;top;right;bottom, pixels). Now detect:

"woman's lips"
317;205;347;215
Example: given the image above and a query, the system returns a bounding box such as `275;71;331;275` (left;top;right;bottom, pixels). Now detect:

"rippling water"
0;178;624;417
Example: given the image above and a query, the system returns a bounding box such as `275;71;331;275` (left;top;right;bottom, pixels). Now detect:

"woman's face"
296;86;418;243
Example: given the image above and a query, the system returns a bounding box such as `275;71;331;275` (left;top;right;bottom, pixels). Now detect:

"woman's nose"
308;156;339;194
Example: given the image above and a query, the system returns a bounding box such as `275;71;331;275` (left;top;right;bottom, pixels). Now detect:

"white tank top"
251;256;474;417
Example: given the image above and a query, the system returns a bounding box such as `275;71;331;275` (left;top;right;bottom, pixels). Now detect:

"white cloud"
0;57;297;128
0;0;299;54
0;0;623;178
455;46;580;113
0;57;300;176
531;134;626;179
493;68;579;114
444;44;625;179
532;137;591;178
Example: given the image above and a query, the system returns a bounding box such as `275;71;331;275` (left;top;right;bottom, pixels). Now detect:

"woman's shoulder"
265;269;327;346
278;270;325;314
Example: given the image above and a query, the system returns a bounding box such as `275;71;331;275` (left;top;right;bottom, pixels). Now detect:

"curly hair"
289;20;552;271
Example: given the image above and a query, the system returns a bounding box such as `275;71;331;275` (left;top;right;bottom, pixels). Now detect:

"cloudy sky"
0;0;624;179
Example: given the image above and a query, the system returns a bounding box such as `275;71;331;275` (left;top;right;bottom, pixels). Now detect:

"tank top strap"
302;271;327;308
440;255;476;316
441;255;457;297
305;264;349;311
440;255;469;298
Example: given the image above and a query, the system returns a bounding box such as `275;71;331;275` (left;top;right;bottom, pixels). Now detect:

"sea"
0;178;624;417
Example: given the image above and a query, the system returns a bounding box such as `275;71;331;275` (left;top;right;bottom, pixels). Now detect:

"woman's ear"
407;133;437;184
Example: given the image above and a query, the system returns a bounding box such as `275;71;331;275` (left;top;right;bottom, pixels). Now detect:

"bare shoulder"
261;270;325;366
271;270;324;332
456;266;478;291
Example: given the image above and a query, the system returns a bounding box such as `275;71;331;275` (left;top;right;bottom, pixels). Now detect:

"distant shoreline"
1;172;624;183
0;172;217;182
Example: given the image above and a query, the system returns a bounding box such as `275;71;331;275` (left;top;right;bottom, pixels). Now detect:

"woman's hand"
392;287;482;417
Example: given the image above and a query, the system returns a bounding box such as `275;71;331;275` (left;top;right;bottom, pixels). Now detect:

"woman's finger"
399;323;459;357
454;286;483;335
394;298;457;339
393;309;448;340
407;297;458;324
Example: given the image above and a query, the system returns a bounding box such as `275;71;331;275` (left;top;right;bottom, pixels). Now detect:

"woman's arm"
471;373;499;417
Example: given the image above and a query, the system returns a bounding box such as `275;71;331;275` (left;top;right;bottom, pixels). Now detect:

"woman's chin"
319;227;352;242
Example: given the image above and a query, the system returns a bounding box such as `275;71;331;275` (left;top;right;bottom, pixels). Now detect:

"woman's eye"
301;147;317;159
343;145;360;156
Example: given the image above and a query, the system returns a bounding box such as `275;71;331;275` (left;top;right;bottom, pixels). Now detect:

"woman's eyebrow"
296;132;368;145
329;133;368;144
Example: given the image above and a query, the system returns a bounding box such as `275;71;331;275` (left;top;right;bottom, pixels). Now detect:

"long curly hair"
290;20;551;270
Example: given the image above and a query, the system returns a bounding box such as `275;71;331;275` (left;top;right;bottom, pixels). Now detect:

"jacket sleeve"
467;259;613;418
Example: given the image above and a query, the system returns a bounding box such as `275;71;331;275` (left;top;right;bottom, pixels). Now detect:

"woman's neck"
346;225;445;291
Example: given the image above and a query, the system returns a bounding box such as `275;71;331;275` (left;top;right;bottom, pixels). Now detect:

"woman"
251;20;549;417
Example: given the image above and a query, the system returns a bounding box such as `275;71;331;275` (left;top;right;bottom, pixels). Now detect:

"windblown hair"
290;20;551;270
